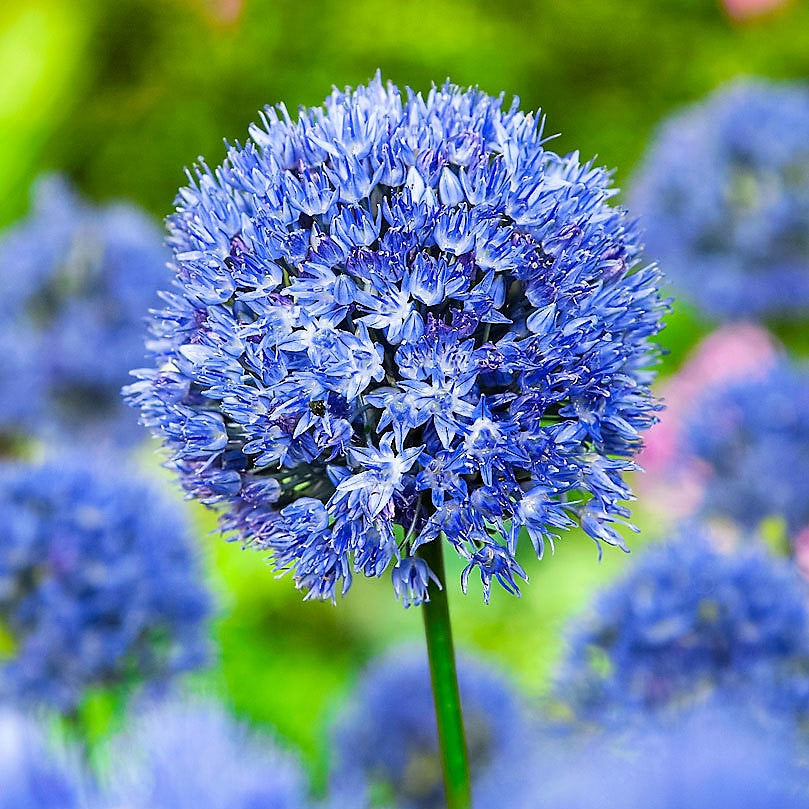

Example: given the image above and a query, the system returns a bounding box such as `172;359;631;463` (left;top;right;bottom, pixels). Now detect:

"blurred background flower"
98;696;308;809
630;78;809;323
534;699;809;809
0;708;92;809
0;455;210;714
328;646;528;809
0;176;169;449
554;531;809;727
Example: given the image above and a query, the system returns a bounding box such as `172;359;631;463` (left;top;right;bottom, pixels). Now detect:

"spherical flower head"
0;708;92;809
536;699;808;809
630;78;809;321
0;455;210;712
555;529;809;725
100;697;307;809
677;360;809;538
127;74;665;605
328;645;528;809
0;175;170;446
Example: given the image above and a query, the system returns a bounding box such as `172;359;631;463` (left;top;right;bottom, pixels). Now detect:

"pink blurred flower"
638;324;780;519
794;526;809;580
722;0;790;20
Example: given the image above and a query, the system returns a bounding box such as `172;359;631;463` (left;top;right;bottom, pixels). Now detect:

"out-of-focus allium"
630;78;809;321
126;75;665;605
0;708;92;809
638;324;779;520
555;533;809;725
677;361;809;538
0;175;169;446
536;700;808;809
329;646;527;809
101;697;307;809
0;456;210;712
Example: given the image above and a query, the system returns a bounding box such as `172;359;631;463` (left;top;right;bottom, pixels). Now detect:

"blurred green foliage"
3;0;808;784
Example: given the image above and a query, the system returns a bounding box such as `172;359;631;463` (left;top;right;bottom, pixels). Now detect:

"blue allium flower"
328;646;528;809
100;697;307;809
126;75;665;605
534;700;809;809
0;708;92;809
0;456;210;712
555;530;809;725
0;175;169;446
678;360;809;539
630;78;809;321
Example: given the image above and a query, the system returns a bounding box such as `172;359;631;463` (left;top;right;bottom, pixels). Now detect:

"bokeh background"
2;0;809;792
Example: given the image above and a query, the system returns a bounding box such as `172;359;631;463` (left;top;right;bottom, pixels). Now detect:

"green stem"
418;539;472;809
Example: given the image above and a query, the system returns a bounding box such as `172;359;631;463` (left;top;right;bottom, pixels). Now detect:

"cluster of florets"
0;175;168;446
328;646;527;809
127;75;665;605
0;457;210;711
556;532;809;724
0;708;92;809
100;698;307;809
630;78;809;321
678;361;809;537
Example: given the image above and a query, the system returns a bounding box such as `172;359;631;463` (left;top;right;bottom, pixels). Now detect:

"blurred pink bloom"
794;526;809;580
722;0;790;19
638;324;780;519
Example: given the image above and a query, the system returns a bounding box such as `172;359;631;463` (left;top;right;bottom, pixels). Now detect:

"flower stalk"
418;539;472;809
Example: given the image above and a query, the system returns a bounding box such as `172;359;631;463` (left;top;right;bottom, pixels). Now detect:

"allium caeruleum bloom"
126;75;665;605
329;646;527;809
0;175;169;446
556;532;809;724
535;700;808;809
101;698;307;809
0;708;92;809
678;361;809;538
0;456;210;712
630;78;809;320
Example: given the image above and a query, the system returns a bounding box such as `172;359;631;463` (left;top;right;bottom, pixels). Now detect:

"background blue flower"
0;707;92;809
555;530;809;725
0;175;169;447
328;645;528;809
0;455;211;712
630;78;809;321
532;699;808;809
679;360;809;539
127;75;665;605
99;696;308;809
